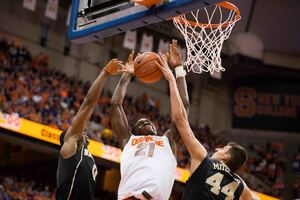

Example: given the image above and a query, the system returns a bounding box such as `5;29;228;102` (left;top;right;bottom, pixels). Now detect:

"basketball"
134;52;163;84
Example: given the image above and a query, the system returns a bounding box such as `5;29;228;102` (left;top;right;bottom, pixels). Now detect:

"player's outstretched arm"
111;51;136;149
165;39;190;144
156;53;207;174
60;59;123;158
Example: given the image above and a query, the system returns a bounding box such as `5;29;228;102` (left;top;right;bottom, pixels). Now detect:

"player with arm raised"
56;59;122;200
111;40;189;200
156;53;260;200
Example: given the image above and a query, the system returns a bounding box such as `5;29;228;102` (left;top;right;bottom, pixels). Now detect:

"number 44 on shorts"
206;172;239;200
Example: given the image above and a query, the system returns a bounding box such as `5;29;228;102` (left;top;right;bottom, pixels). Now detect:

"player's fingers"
114;60;123;64
165;52;170;59
163;52;169;60
119;69;127;73
159;52;167;62
133;52;140;61
128;51;134;62
119;66;128;72
154;61;164;71
173;39;177;45
157;54;168;68
119;64;127;69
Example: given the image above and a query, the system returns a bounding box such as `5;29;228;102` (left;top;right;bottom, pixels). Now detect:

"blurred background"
0;0;299;199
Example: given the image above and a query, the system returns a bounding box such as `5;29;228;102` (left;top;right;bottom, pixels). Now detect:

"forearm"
169;77;207;160
110;72;132;147
176;76;190;114
169;76;190;142
169;77;187;121
111;72;133;105
66;69;109;139
82;69;109;109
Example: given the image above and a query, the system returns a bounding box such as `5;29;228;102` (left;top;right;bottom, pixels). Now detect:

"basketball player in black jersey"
56;59;123;200
156;54;260;200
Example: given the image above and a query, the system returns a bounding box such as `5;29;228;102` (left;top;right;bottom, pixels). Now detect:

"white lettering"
213;162;230;173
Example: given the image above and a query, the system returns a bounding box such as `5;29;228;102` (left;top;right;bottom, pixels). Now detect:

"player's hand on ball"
104;59;123;75
119;51;136;75
156;53;174;81
166;39;182;68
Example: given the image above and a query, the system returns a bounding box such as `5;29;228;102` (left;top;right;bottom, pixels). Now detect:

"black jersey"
183;157;244;200
56;147;98;200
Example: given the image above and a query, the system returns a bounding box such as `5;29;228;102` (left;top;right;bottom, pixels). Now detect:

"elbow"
172;112;185;123
172;116;186;130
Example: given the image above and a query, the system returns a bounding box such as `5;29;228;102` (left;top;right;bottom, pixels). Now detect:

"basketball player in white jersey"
111;40;189;200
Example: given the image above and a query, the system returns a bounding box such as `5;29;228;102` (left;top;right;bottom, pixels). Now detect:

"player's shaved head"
132;118;157;136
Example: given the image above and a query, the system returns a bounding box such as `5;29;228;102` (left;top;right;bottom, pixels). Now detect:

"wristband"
175;65;186;78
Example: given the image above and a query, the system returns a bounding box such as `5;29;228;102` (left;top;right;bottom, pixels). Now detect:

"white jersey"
118;135;177;200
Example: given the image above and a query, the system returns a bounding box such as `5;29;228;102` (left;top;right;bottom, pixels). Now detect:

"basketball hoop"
173;1;241;74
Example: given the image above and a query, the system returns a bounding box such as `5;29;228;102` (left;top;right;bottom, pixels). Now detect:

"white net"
173;2;241;74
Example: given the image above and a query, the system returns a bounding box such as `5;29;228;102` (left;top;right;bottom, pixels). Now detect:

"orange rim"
173;1;241;29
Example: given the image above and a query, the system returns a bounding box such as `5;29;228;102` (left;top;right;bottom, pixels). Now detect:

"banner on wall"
123;30;137;50
23;0;37;11
158;39;169;53
0;112;189;183
140;33;153;52
232;77;300;132
45;0;59;20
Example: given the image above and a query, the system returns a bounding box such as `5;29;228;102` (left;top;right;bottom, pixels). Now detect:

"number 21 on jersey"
206;172;239;200
134;142;155;157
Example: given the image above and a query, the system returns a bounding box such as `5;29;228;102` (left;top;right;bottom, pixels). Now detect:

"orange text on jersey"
131;136;164;147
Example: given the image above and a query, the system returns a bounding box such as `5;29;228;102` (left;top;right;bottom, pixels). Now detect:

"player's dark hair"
59;131;66;146
225;142;248;172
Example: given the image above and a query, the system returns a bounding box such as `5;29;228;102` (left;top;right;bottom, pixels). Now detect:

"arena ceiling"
230;0;300;55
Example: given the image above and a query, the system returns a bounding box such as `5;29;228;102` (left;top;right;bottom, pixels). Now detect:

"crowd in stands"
293;146;300;199
295;178;300;200
0;175;54;200
0;37;289;198
0;175;116;200
0;37;192;168
0;162;116;200
241;143;285;196
0;162;56;200
293;145;300;172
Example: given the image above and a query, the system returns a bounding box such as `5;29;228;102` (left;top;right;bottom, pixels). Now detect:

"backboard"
68;0;223;43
